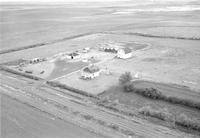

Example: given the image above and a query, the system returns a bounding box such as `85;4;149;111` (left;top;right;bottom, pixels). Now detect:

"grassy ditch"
46;81;99;99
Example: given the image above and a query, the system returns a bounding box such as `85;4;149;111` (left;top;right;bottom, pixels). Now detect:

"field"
1;94;103;138
1;1;200;137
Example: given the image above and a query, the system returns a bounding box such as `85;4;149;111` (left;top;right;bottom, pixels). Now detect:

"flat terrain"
1;95;103;138
1;1;200;137
1;71;194;138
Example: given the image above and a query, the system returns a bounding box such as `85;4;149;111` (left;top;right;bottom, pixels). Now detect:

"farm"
1;1;200;137
3;36;152;94
3;32;200;95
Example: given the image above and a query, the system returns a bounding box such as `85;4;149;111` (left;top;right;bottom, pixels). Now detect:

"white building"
117;47;132;59
99;47;118;53
82;47;90;53
30;58;46;64
81;65;100;79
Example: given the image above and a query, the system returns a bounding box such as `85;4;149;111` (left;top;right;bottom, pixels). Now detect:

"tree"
119;72;133;85
119;72;134;92
123;81;135;92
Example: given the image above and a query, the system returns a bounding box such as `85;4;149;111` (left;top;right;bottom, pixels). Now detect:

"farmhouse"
117;47;132;59
81;64;101;79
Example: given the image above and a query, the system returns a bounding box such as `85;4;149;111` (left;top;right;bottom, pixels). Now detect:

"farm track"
0;71;195;138
0;32;93;55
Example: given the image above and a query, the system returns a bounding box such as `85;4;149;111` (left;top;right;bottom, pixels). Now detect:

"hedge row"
0;66;42;81
139;106;200;131
139;106;174;122
165;96;200;110
135;88;200;110
46;81;99;99
123;83;200;110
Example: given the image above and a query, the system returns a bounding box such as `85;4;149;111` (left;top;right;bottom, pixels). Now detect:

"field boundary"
46;81;99;99
103;32;200;40
0;32;93;55
0;66;43;81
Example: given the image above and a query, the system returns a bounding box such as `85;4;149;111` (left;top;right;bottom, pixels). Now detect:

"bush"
165;96;200;110
135;88;163;100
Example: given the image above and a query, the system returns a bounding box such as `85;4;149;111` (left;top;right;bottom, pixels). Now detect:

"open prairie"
1;1;200;138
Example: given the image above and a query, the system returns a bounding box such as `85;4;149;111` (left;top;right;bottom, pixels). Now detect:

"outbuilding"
117;47;132;59
67;52;80;59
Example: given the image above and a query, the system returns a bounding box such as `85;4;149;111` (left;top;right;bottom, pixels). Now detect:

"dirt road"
0;70;195;138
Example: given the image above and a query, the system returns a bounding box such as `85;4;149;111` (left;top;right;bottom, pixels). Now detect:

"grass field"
56;72;119;95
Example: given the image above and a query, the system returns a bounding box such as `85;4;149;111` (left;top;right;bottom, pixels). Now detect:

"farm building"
82;47;90;53
117;47;132;59
99;47;118;53
66;52;80;59
30;58;46;64
30;58;40;64
81;64;101;79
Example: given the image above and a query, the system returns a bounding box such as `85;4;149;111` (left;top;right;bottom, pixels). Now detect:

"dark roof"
83;65;100;73
68;52;79;56
123;47;132;54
